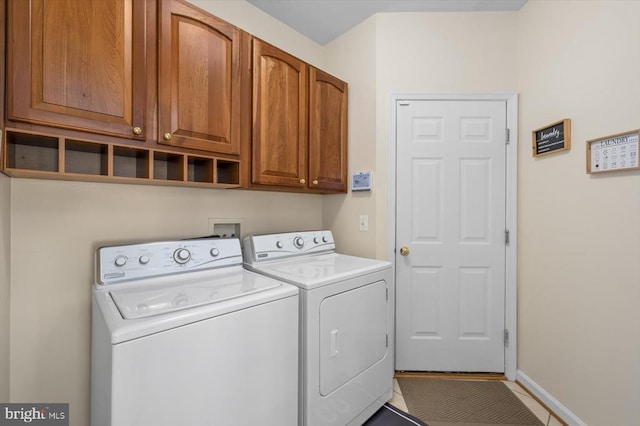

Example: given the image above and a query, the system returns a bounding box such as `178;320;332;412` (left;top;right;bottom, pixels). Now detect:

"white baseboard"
516;370;587;426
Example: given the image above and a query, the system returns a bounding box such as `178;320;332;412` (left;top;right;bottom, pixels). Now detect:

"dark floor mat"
363;403;430;426
397;378;543;426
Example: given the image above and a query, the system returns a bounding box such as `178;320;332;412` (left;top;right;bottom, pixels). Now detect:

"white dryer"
91;238;299;426
243;230;394;426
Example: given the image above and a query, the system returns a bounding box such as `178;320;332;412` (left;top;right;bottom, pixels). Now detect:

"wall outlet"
359;215;369;232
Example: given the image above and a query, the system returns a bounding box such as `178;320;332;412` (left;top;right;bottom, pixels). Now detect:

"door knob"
132;126;142;135
399;246;410;256
163;132;172;141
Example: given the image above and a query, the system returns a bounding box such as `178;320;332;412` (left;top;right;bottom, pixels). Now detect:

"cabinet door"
252;39;308;188
309;68;348;192
7;0;148;140
158;0;242;155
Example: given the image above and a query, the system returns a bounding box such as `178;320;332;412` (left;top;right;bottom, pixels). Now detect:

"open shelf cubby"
2;129;241;188
217;160;240;185
113;146;150;179
188;157;214;183
5;131;59;172
154;152;184;181
65;140;108;176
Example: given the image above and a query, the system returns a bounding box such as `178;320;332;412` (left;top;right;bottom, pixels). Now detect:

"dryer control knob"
210;248;220;257
173;248;191;264
114;256;127;267
293;236;304;249
276;241;283;249
313;237;320;244
322;236;328;243
139;255;150;265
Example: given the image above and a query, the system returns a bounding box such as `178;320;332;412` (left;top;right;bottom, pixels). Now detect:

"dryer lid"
248;253;391;289
109;269;282;319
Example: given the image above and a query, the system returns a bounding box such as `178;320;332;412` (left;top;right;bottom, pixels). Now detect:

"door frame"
387;93;518;380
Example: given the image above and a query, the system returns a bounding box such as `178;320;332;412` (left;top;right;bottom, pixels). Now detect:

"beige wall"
517;2;640;425
0;173;10;401
323;16;378;258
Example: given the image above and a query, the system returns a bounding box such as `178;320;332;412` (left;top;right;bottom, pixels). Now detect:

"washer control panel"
244;230;335;263
97;238;242;285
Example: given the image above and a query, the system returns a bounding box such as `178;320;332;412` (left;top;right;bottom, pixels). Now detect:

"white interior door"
395;100;507;372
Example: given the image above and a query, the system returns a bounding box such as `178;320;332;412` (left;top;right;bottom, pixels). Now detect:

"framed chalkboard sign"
587;129;640;174
532;119;571;157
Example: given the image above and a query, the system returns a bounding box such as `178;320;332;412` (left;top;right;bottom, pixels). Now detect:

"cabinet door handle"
299;179;306;185
312;180;319;185
132;126;142;135
163;132;172;141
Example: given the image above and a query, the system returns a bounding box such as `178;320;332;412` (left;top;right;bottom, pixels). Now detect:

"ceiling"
247;0;528;45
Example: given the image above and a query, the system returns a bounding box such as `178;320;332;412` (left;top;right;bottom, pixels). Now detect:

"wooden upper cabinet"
309;68;348;192
251;45;348;193
158;0;244;155
252;39;308;187
7;0;149;140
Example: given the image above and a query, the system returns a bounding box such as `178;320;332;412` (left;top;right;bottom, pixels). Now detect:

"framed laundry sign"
587;129;640;174
532;119;571;157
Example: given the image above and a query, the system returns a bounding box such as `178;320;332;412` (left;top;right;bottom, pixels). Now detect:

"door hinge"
386;287;389;301
505;128;510;144
505;229;510;245
504;329;509;346
386;334;389;348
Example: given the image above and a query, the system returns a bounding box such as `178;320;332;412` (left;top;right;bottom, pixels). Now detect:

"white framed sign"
587;130;639;174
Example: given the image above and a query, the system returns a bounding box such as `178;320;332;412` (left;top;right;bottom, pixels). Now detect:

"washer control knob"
210;248;220;257
313;237;320;244
139;255;150;265
322;236;328;243
114;256;127;267
293;236;304;249
276;241;283;249
173;248;191;264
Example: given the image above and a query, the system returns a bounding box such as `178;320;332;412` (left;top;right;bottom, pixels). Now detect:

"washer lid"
109;269;282;319
248;253;391;289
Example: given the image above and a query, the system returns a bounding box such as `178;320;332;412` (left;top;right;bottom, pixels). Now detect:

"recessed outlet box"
207;218;244;239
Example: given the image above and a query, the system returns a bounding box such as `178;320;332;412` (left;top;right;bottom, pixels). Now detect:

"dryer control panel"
97;238;243;285
244;230;335;263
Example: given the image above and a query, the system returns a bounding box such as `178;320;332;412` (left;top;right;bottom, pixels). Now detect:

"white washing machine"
243;230;394;426
91;238;299;426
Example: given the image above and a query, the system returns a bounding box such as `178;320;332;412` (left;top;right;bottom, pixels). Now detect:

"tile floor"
389;378;565;426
